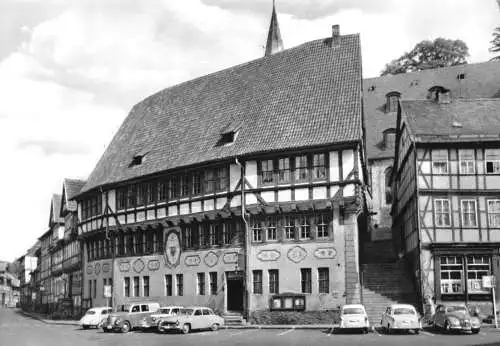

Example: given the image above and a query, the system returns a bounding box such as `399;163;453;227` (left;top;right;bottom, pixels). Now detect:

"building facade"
76;23;367;321
392;96;500;313
0;261;20;307
364;60;500;242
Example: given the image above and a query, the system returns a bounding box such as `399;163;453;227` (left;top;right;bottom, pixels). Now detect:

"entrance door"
226;273;244;312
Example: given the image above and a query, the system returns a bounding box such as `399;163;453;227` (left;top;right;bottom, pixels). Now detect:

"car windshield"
394;308;415;315
117;305;131;312
343;308;365;315
179;309;194;315
85;310;96;315
159;309;170;314
447;306;467;313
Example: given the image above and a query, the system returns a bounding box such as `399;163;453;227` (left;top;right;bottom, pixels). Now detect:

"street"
1;308;500;346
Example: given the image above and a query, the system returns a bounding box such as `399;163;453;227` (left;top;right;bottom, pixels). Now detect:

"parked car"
335;304;370;333
432;304;481;334
103;302;160;333
139;306;183;330
157;307;224;334
381;304;422;334
79;307;113;329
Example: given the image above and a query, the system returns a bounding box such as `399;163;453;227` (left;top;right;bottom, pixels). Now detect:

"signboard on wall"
482;276;496;289
103;285;112;298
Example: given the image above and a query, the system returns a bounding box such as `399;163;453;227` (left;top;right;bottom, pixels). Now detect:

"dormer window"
385;92;401;113
219;121;241;146
427;86;450;103
130;155;144;167
383;128;397;150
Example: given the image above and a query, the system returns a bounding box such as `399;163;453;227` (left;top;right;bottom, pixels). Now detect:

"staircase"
223;311;246;326
360;240;417;325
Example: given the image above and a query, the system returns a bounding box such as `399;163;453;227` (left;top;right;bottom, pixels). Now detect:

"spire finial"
265;0;284;57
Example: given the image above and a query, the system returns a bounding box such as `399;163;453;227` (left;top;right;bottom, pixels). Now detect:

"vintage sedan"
157;307;224;334
139;306;183;330
103;302;160;333
381;304;422;334
432;304;481;334
335;304;370;333
79;307;113;329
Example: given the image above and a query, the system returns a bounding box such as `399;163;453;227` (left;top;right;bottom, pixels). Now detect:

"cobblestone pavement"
2;308;500;346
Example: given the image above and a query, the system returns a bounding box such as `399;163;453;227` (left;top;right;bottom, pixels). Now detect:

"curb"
18;310;80;326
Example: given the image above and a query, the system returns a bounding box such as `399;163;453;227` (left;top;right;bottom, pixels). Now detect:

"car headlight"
448;317;460;326
176;320;180;326
114;318;121;325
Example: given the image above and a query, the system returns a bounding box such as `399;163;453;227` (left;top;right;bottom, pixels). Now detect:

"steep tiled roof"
401;99;500;142
81;34;363;194
62;178;86;213
50;194;63;225
364;60;500;159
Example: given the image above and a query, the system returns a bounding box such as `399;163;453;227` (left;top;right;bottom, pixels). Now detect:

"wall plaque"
133;258;145;273
185;255;201;266
147;259;160;271
102;263;110;273
119;261;130;272
257;249;281;262
94;262;101;275
86;264;93;275
223;252;239;264
204;251;219;268
313;247;337;260
164;230;181;268
287;246;307;263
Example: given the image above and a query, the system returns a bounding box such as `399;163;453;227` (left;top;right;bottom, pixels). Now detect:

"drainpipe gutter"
234;157;249;320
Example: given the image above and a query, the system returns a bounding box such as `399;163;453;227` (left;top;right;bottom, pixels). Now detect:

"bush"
250;310;339;325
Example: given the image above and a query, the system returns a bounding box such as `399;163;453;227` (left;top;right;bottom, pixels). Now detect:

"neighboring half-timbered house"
392;96;500;312
75;23;368;321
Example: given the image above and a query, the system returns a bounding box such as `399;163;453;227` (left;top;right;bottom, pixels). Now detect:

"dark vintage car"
432;304;481;334
103;302;160;333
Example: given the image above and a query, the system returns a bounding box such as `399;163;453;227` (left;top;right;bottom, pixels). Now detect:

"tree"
380;38;469;76
491;27;500;60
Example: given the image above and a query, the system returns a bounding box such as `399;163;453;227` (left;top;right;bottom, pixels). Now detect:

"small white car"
336;304;370;333
157;307;225;334
79;307;113;329
381;304;422;334
140;306;183;329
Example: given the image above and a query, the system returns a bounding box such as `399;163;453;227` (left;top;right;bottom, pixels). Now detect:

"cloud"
17;139;91;156
201;0;398;20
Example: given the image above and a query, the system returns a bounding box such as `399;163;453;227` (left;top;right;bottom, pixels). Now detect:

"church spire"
265;0;284;57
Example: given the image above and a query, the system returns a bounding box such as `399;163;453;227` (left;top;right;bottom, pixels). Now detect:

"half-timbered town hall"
75;16;367;321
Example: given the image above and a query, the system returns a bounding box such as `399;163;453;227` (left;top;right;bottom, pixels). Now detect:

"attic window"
129;154;145;167
385;92;401;113
383;128;397;149
457;73;466;80
220;130;238;145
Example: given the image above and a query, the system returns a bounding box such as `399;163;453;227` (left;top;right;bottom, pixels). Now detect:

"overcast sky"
0;0;498;262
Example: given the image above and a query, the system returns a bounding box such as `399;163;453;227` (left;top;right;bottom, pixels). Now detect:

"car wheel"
211;323;219;332
414;329;420;335
182;323;191;334
444;322;451;333
472;329;480;334
102;328;111;333
121;321;131;333
82;325;89;330
363;328;368;334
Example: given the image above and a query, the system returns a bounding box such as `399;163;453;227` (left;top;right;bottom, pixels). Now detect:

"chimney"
332;24;340;47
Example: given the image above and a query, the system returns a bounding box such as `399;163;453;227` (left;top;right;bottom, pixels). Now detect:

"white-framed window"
299;215;311;239
466;255;490;294
316;214;329;239
435;199;451;227
488;200;500;227
284;216;295;240
440;256;463;294
432;149;449;174
485;149;500;174
267;217;277;241
251;221;262;243
461;199;477;227
459;149;475;174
